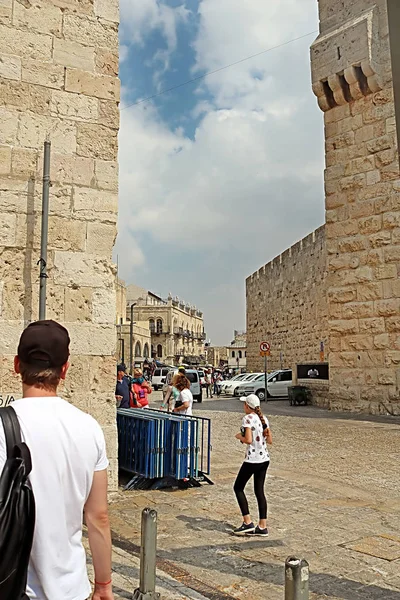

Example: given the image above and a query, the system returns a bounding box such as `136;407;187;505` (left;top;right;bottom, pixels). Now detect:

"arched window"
151;344;155;358
149;319;155;334
156;319;163;334
157;344;163;358
245;351;247;357
143;343;149;358
232;351;235;358
135;342;141;357
239;350;242;359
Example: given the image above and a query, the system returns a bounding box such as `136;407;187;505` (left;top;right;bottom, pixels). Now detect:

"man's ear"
14;356;21;374
60;361;70;381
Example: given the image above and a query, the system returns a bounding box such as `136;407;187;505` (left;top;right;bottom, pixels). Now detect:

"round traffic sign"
260;341;270;352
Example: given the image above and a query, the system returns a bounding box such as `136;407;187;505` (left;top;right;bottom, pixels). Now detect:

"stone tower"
0;0;120;485
311;0;400;413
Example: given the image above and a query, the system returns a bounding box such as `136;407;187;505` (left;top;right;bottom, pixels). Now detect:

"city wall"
0;0;120;487
312;0;400;414
246;226;328;375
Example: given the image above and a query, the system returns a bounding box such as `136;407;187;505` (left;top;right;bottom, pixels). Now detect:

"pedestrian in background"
0;320;114;599
171;373;193;416
233;394;272;537
205;369;213;398
115;363;130;408
131;368;152;408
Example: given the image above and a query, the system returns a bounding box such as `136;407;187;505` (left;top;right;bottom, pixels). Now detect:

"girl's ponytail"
254;406;269;438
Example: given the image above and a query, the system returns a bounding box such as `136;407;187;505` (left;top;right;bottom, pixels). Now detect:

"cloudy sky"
115;0;325;345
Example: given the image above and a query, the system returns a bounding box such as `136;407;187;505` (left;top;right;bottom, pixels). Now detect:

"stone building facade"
0;0;120;486
247;227;328;375
227;331;247;373
126;286;206;365
205;346;228;369
311;0;400;413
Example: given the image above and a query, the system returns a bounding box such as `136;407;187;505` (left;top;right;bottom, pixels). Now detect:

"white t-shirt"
0;396;109;600
242;412;270;464
178;388;193;416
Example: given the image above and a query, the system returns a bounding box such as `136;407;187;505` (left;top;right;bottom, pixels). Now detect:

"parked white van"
162;369;202;403
152;367;172;391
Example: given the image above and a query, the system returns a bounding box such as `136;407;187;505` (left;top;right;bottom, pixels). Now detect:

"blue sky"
115;0;325;345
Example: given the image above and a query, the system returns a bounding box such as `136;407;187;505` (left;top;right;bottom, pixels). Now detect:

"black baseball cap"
18;320;70;368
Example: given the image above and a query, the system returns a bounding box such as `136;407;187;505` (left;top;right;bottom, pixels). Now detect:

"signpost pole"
264;353;268;402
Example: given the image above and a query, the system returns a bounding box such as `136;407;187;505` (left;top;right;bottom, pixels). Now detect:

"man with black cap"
115;363;130;409
0;320;114;600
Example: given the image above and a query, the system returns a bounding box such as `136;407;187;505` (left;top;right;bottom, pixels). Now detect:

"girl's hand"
235;432;242;440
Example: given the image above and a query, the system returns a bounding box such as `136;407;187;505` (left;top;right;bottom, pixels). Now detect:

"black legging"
234;461;270;520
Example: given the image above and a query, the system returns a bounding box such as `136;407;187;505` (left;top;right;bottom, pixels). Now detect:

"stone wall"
0;0;120;487
246;227;328;374
311;0;400;414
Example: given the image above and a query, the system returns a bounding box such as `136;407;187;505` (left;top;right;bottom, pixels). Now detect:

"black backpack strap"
0;406;23;459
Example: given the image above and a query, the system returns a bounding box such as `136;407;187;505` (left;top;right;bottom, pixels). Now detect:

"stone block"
0;107;18;144
0;283;25;320
358;215;382;235
341;335;374;351
95;48;118;77
0;80;51;115
0;144;11;175
94;0;119;22
328;288;357;303
53;38;95;71
375;264;397;280
65;287;92;322
94;160;118;191
48;216;87;251
77;123;117;160
50;90;98;122
377;369;396;385
0;53;21;81
50;154;95;187
0;0;12;22
348;200;375;219
42;284;66;322
34;184;73;218
330;319;359;334
73;188;118;222
375;149;396;168
17;114;77;154
98;100;120;130
383;280;400;300
342;302;374;319
63;14;118;51
0;24;52;60
67;323;115;355
366;135;392;154
92;287;116;324
345;156;375;176
22;59;64;89
53;251;115;288
382;212;400;229
376;299;400;317
370;231;391;248
0;212;16;245
375;195;392;214
51;0;94;14
366;170;381;186
65;68;120;102
86;355;115;394
374;333;390;349
326;220;358;239
86;222;116;255
381;162;400;182
359;317;386;334
11;147;38;177
338;236;368;253
357;283;383;301
13;0;63;35
340;174;365;191
385;350;400;365
0;323;24;354
384;247;400;263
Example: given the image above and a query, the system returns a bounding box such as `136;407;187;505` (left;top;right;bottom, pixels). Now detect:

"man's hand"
92;582;114;600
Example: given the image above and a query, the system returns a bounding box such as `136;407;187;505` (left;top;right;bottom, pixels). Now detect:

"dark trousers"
234;461;269;520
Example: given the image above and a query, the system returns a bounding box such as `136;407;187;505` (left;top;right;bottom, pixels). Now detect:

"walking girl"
233;394;272;536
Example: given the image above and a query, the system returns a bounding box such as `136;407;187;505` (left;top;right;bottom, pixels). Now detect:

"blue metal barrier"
117;408;212;485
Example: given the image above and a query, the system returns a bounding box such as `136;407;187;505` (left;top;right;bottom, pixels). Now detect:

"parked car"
152;367;172;390
162;369;202;403
224;373;263;396
237;369;293;401
219;373;248;395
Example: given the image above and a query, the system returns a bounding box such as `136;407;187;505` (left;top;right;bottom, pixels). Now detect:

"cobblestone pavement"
109;393;400;600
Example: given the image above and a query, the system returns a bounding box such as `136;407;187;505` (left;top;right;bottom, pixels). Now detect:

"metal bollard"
133;509;160;600
284;556;309;600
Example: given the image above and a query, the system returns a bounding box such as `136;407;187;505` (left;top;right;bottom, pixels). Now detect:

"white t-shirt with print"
242;412;270;463
0;396;109;600
178;388;193;416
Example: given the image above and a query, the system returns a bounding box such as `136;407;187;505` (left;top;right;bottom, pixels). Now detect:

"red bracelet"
95;579;112;586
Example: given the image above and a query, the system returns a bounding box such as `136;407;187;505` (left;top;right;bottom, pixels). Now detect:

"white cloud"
116;0;324;343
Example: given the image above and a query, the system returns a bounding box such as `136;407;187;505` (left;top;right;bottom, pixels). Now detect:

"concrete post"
285;557;309;600
133;509;160;600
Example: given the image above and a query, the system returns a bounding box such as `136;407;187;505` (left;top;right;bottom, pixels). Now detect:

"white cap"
240;394;260;409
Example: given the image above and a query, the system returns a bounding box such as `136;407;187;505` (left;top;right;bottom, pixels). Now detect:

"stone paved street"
109;393;400;599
